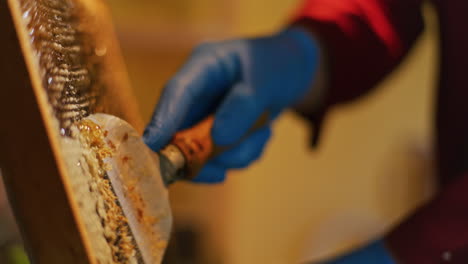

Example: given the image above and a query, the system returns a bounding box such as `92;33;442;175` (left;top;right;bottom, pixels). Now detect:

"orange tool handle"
170;113;269;180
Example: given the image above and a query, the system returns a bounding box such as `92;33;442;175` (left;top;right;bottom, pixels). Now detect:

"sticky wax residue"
21;0;101;134
78;119;138;263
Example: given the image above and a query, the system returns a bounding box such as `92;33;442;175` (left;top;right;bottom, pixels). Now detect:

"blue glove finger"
192;162;227;184
211;126;271;169
176;42;243;130
325;240;395;264
212;83;265;146
143;44;240;151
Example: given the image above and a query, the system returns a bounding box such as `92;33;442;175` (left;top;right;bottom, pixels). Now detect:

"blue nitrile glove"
143;27;320;183
323;240;395;264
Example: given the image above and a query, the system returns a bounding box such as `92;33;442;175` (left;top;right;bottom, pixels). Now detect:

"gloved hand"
323;240;396;264
143;27;320;183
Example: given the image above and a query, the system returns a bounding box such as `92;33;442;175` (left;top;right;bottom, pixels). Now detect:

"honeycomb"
19;0;141;263
21;0;100;135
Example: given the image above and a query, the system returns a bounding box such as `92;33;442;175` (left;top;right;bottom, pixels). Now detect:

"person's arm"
297;0;468;263
144;0;468;262
292;0;425;146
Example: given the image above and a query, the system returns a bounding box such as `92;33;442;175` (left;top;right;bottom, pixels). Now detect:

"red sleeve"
296;1;468;263
292;1;468;263
294;0;424;107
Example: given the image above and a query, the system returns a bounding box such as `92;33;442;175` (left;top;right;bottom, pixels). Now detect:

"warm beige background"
109;1;438;263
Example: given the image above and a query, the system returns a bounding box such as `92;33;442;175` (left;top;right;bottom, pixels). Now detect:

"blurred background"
0;0;438;263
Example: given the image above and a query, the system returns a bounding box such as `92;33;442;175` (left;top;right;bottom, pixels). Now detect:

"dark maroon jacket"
295;0;468;263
